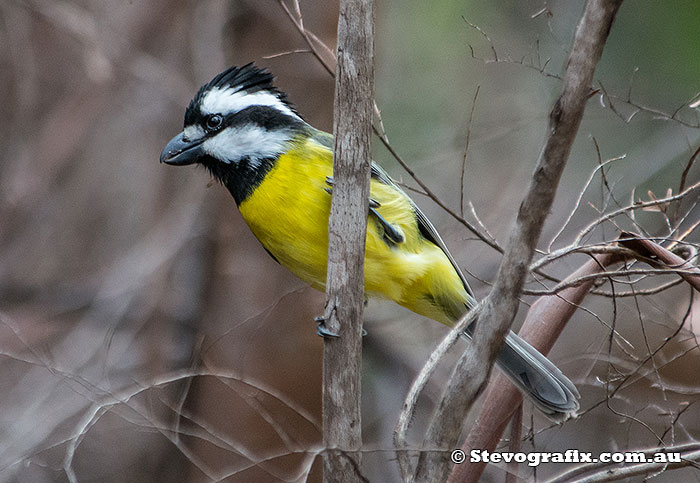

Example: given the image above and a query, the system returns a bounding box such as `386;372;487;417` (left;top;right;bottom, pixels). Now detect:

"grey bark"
322;0;374;482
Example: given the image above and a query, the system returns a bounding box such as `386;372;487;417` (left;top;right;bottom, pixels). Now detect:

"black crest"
185;63;295;126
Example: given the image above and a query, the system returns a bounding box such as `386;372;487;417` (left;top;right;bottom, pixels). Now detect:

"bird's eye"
205;114;223;131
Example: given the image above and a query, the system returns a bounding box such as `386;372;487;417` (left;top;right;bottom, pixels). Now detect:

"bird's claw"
313;317;367;338
315;316;340;338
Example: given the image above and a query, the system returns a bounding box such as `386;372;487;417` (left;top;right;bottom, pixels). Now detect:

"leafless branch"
548;443;700;482
262;48;313;59
572;179;700;245
411;1;625;480
618;232;700;292
460;86;480;218
547;151;627;251
277;0;336;75
452;252;621;483
321;0;374;481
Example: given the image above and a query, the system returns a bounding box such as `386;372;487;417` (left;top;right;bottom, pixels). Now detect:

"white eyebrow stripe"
201;125;293;167
200;87;300;120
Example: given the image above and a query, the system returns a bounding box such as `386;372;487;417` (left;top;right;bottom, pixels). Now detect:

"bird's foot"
314;316;339;338
313;316;367;337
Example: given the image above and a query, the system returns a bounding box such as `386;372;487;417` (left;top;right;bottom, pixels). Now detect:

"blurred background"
1;0;699;481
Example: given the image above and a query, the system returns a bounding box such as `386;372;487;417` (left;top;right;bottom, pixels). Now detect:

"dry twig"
409;1;625;480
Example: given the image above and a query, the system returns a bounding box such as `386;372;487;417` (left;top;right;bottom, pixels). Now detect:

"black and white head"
160;63;305;174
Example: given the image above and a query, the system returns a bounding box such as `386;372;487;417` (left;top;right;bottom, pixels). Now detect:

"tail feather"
494;332;580;421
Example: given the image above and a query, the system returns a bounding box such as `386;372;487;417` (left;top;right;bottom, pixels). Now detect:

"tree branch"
411;1;624;480
322;0;374;481
547;443;700;482
451;252;622;483
618;232;700;292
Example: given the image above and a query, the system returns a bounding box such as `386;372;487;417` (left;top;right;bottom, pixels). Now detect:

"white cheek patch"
202;126;292;166
200;87;299;120
183;125;205;141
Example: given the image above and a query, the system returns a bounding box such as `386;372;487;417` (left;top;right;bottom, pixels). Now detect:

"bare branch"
452;252;621;483
371;125;506;255
618;232;700;292
460;86;480;218
462;16;499;62
262;48;313;59
547;151;627;251
321;0;374;481
277;0;336;76
393;309;479;480
672;143;700;223
411;1;625;480
575;180;700;245
548;443;700;482
526;267;699;297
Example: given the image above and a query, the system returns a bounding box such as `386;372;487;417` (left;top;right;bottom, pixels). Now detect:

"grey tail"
493;331;580;421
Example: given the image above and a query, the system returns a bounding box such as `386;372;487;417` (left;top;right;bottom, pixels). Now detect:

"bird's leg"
314;315;340;338
325;177;404;244
314;316;367;338
313;233;371;339
315;297;340;338
369;206;404;243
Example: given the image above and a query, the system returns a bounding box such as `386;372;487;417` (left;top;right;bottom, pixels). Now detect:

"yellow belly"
238;139;469;325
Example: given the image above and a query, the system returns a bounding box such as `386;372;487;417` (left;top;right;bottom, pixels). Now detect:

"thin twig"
277;0;335;76
460;85;480;217
547;152;626;250
262;48;312;59
548;443;700;482
575;180;700;245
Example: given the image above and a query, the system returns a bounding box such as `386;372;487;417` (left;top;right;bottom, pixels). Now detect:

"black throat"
200;155;277;205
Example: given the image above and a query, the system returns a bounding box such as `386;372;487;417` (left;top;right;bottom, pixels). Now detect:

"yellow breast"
238;135;469;325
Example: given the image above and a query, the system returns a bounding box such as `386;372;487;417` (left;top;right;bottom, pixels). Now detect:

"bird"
160;63;580;420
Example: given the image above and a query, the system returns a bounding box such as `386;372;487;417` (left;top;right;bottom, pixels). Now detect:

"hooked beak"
160;132;205;165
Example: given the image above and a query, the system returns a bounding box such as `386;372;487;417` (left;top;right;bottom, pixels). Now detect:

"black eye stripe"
217;105;303;131
191;105;304;138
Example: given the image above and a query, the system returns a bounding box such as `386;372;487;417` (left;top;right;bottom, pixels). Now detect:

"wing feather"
370;163;476;306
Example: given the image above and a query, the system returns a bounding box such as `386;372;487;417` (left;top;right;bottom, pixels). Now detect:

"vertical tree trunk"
322;0;374;482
